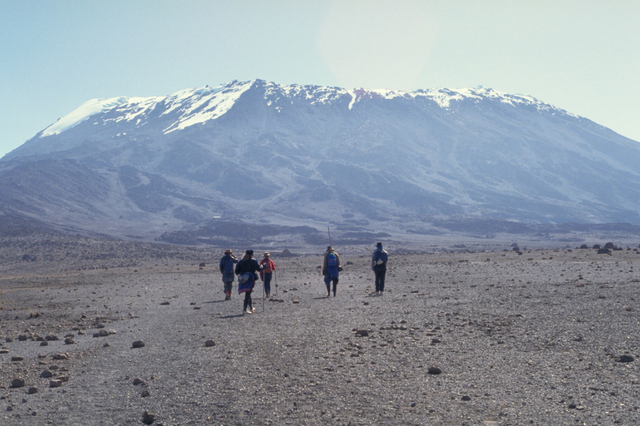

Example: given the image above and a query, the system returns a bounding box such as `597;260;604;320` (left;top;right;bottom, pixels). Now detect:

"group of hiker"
219;242;389;315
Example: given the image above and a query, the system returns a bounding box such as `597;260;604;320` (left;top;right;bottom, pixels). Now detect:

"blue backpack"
222;257;235;274
327;252;337;267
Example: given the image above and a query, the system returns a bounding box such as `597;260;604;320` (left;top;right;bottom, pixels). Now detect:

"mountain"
2;79;640;244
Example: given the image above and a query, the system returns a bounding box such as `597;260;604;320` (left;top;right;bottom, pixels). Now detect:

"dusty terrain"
1;237;640;425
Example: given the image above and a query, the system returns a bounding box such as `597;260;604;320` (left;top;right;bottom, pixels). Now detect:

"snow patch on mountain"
41;97;133;137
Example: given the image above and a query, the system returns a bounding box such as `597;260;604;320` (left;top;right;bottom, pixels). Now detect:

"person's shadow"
218;313;246;319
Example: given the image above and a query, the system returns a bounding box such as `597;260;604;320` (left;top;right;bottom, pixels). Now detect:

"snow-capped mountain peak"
39;80;576;141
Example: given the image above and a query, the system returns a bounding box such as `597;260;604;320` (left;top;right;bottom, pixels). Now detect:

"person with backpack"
219;249;238;300
259;252;276;299
371;241;388;295
235;250;263;314
322;246;341;297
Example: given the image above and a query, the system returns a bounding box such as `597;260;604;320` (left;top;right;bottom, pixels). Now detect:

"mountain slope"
2;79;640;241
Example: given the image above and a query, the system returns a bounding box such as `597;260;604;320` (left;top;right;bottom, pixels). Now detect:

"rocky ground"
1;238;640;425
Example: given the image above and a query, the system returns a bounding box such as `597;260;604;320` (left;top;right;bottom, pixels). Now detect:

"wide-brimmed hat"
224;249;233;254
327;245;333;251
264;252;270;257
376;242;382;247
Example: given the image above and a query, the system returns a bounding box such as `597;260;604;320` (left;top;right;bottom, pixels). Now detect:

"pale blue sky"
1;0;639;158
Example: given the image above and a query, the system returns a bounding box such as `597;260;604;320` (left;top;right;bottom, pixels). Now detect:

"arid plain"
1;236;640;425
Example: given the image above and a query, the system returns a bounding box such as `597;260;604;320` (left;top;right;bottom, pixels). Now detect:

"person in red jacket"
259;252;276;298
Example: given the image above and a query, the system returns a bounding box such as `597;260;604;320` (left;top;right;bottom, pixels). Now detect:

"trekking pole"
262;282;265;312
328;227;332;247
274;268;278;297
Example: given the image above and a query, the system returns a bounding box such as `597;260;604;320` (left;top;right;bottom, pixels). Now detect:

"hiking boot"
246;309;253;314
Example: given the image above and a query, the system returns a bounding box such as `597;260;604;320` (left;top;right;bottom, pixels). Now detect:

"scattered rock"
28;387;38;394
18;335;28;341
205;340;216;347
40;370;53;378
160;301;170;305
11;378;26;388
142;410;156;424
11;356;24;362
52;353;69;360
461;395;471;401
431;338;441;344
40;341;48;346
64;338;75;345
427;367;442;375
49;380;63;388
132;340;145;348
0;349;9;354
133;378;145;386
45;335;59;341
355;330;369;337
93;330;109;338
141;390;151;398
616;355;635;363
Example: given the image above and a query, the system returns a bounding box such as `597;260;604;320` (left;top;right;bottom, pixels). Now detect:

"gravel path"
1;248;640;425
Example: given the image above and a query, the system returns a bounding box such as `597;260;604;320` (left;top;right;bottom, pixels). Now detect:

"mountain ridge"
2;79;639;243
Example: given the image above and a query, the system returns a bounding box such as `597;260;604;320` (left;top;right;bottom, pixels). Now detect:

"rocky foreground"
1;241;640;425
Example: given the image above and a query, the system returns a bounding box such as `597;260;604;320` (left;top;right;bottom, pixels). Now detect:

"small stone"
617;355;635;363
18;335;28;341
568;403;577;409
461;395;471;401
52;353;69;360
141;390;150;398
58;376;69;382
205;340;215;347
7;406;13;411
49;380;63;388
132;340;145;348
28;387;38;394
40;370;53;378
11;356;24;362
45;335;59;341
142;410;156;424
133;378;145;386
355;330;369;337
0;349;9;354
11;378;26;388
40;341;48;346
93;329;109;338
103;343;110;347
64;338;75;345
160;301;170;305
431;338;441;344
427;366;442;375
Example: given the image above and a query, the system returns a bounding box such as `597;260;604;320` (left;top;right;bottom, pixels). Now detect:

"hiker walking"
259;252;276;298
322;246;341;297
219;249;238;300
371;241;388;295
235;250;263;314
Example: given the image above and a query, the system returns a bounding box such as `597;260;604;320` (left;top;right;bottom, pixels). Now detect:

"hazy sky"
2;0;639;158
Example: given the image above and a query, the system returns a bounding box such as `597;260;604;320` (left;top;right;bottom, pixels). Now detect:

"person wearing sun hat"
259;252;276;298
219;249;238;300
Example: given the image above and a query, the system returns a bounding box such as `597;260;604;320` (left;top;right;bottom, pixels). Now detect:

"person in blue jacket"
219;249;238;300
371;242;388;295
235;250;263;314
322;246;341;297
